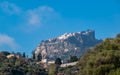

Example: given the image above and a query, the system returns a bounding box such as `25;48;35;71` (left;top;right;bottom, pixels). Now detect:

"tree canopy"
77;34;120;75
55;58;62;66
70;55;78;62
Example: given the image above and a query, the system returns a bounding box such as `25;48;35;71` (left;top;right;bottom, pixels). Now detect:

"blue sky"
0;0;120;56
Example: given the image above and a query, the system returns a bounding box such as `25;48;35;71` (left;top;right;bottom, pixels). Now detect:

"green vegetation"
77;34;120;75
32;52;36;59
0;52;47;75
70;55;78;62
48;64;58;75
55;58;62;66
37;53;42;61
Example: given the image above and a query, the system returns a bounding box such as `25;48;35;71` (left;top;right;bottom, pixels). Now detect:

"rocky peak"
34;30;102;61
57;30;95;40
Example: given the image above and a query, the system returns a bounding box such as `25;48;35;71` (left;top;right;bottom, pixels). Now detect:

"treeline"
0;51;47;75
0;49;79;75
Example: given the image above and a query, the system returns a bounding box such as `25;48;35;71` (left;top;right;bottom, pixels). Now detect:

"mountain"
34;30;102;61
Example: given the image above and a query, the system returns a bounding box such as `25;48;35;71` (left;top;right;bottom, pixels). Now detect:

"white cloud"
0;1;60;32
0;34;18;50
25;6;59;26
0;1;21;15
20;6;60;32
28;12;41;25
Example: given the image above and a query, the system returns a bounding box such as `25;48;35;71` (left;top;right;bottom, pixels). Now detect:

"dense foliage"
70;55;78;62
55;58;62;66
0;52;47;75
77;34;120;75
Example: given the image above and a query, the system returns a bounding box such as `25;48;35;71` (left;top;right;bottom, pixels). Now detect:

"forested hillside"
77;34;120;75
0;52;47;75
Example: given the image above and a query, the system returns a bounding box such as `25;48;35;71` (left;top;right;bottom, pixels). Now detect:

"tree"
22;52;26;58
70;55;78;62
32;52;36;59
55;58;62;66
116;34;120;38
37;53;42;61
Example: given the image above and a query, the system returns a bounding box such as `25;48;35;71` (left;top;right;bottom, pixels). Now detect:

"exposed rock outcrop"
34;30;102;61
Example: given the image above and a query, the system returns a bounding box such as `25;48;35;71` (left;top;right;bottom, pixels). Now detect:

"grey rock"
34;30;102;61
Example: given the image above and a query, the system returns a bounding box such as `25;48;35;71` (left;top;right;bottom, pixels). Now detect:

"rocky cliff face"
34;30;102;61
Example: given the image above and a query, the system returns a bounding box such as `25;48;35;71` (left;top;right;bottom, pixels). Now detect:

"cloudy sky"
0;0;120;56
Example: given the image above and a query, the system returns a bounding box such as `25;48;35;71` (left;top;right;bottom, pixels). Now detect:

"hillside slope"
77;34;120;75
